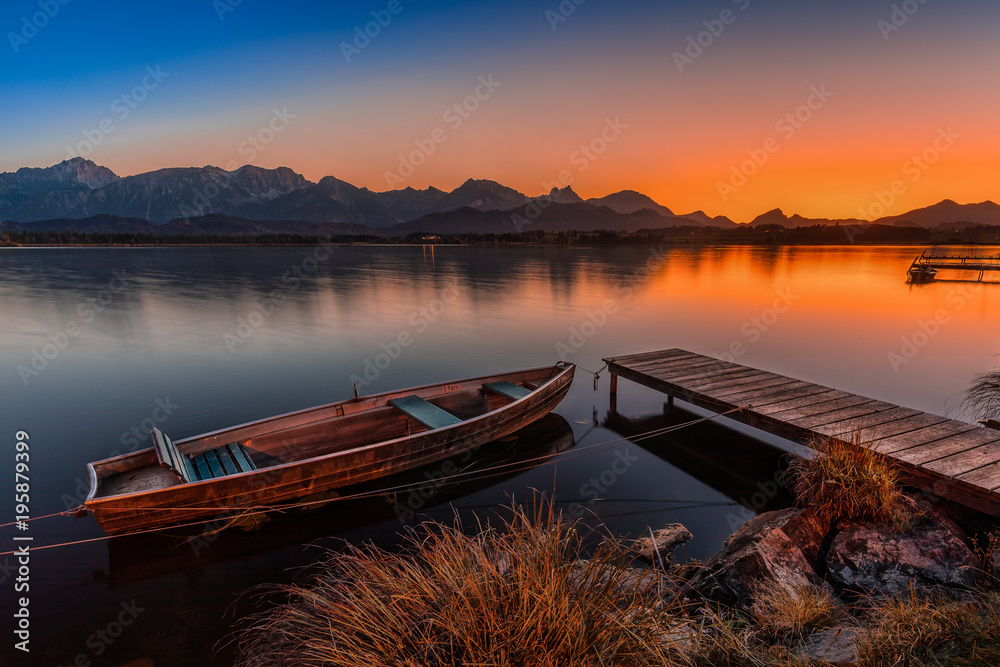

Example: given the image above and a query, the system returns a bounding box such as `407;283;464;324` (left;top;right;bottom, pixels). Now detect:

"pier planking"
605;348;1000;517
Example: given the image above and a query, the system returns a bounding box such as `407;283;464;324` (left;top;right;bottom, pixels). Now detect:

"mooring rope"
0;405;750;555
575;363;609;391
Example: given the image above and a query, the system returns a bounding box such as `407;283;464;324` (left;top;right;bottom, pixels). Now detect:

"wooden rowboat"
83;363;575;535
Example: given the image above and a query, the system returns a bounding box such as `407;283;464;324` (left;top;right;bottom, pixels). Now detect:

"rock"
825;517;980;595
633;524;693;567
803;626;861;665
568;559;670;601
686;508;832;607
992;548;1000;582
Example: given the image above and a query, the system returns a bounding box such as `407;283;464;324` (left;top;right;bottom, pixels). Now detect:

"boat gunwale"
85;363;574;507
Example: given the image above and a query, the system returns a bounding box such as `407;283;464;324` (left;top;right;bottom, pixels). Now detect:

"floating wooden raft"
604;348;1000;517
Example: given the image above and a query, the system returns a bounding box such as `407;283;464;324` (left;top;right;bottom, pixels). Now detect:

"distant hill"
873;199;1000;228
0;159;310;223
1;158;996;236
1;213;153;233
393;202;699;235
588;189;675;218
678;210;739;229
159;214;372;236
426;178;528;213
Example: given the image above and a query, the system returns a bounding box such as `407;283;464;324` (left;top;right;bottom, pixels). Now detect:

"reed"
961;368;1000;421
233;502;693;667
786;431;910;530
858;588;1000;666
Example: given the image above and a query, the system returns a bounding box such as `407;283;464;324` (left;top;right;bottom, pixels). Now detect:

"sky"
1;0;998;221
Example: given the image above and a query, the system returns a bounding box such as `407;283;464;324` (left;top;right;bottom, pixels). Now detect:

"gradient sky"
2;0;998;221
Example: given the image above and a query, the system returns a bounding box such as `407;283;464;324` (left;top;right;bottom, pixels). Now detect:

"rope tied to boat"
0;405;753;555
575;363;608;391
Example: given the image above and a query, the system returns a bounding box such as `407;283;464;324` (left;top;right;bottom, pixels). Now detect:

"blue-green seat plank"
216;447;240;475
193;455;212;481
202;450;225;478
483;381;532;401
228;443;258;472
389;395;463;430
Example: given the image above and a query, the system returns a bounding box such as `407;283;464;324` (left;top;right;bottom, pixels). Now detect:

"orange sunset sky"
3;0;999;222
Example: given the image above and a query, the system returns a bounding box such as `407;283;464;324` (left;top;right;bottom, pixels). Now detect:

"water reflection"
3;244;1000;666
604;407;792;514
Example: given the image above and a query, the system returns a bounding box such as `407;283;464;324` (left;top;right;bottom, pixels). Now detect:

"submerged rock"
686;508;830;607
825;515;979;595
633;524;693;567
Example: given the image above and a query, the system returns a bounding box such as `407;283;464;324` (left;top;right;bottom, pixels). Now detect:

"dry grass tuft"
787;432;912;530
233;502;694;667
751;579;842;642
961;368;1000;421
859;588;1000;666
971;531;1000;584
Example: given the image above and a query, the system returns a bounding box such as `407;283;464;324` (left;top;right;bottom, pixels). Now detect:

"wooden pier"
604;349;1000;517
911;251;1000;281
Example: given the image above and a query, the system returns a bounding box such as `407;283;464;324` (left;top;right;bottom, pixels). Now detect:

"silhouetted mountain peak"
546;186;584;204
9;157;120;190
587;189;674;217
750;208;789;226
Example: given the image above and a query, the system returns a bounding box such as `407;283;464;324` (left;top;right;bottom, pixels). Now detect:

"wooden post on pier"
609;372;618;413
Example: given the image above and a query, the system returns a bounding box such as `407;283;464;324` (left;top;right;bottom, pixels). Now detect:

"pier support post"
609;373;618;414
664;394;675;413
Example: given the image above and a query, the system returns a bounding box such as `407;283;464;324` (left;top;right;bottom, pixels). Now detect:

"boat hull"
84;364;574;535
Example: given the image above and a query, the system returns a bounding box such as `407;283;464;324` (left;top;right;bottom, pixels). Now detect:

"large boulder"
825;513;979;594
686;508;830;606
633;524;692;567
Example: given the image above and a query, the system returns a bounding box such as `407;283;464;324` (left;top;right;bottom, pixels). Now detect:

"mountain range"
2;158;998;236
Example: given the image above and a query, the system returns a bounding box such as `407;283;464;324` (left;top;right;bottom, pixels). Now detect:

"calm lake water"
2;244;999;666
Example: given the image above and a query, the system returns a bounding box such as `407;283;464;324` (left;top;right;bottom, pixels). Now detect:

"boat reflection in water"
99;413;575;588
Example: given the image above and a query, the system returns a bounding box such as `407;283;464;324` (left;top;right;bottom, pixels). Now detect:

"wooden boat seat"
483;380;532;401
389;395;463;430
151;428;256;483
190;443;257;481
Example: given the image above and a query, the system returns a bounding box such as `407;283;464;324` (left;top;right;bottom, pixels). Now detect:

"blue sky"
3;0;999;219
